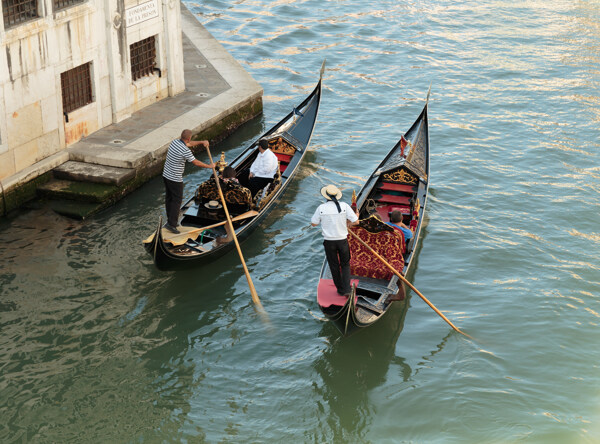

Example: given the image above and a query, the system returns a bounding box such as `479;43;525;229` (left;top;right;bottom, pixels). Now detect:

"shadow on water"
312;298;411;442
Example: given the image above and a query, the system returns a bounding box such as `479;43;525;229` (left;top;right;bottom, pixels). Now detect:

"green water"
1;0;600;442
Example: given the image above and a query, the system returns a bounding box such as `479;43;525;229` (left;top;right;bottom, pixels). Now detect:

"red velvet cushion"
377;194;411;205
274;153;293;163
379;182;416;193
349;227;405;280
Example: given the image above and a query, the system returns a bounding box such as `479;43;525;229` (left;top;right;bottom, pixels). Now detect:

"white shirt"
311;201;358;240
250;149;278;178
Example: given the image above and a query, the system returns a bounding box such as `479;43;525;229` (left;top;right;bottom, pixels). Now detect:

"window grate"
53;0;84;12
61;63;93;114
2;0;39;28
130;36;156;81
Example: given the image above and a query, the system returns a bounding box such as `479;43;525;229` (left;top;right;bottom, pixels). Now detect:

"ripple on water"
2;0;600;442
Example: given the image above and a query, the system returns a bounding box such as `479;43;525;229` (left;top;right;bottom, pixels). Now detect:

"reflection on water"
314;300;410;441
1;0;600;441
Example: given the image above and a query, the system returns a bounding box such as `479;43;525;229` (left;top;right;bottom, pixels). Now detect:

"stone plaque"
125;0;159;27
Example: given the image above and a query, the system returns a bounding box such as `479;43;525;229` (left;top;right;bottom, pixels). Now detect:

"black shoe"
164;224;180;234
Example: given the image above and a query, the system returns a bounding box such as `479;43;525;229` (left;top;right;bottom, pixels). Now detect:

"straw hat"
320;184;342;201
204;200;222;209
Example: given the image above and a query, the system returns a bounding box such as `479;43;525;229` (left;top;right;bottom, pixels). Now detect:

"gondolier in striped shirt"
311;185;359;296
162;129;215;234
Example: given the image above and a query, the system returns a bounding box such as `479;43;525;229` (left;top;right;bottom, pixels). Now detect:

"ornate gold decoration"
383;169;417;184
216;152;227;174
269;137;296;155
358;214;394;234
224;186;252;206
254;167;282;210
195;177;252;207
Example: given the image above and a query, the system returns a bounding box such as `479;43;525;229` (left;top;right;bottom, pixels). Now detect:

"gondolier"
316;90;431;335
143;61;324;270
163;129;215;234
311;184;359;296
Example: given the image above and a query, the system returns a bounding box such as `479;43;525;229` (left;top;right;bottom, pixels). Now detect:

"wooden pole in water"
205;146;263;309
348;230;471;338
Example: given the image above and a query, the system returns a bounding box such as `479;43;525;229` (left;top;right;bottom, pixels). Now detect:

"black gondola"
317;90;430;335
144;62;324;270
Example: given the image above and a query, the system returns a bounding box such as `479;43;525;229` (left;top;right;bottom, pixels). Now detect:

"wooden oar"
205;146;263;309
348;229;471;339
142;211;258;245
165;210;258;246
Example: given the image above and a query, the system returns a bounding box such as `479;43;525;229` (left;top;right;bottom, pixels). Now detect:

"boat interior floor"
321;267;396;309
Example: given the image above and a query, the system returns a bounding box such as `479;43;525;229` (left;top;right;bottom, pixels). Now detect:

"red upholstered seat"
274;153;293;163
377;194;411;205
274;153;291;173
388;225;407;253
349;227;405;280
409;220;418;231
379;182;416;193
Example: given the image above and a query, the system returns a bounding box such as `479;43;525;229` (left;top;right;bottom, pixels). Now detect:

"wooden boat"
317;91;430;335
144;62;324;270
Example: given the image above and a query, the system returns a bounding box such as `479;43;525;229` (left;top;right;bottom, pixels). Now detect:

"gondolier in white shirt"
162;129;215;234
248;139;279;196
311;185;359;296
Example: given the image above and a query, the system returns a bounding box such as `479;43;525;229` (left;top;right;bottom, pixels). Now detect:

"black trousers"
324;239;352;295
163;177;184;227
248;176;273;196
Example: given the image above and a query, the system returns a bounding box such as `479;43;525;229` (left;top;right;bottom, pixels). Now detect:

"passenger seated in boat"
386;210;413;242
248;139;278;196
221;166;239;184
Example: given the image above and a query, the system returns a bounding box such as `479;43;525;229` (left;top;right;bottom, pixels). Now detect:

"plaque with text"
126;0;159;27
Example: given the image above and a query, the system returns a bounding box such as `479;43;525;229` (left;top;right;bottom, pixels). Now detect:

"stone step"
46;199;106;220
53;161;136;186
37;179;120;203
67;143;152;169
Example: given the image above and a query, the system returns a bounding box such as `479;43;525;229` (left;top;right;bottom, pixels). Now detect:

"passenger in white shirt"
248;139;279;196
311;184;359;296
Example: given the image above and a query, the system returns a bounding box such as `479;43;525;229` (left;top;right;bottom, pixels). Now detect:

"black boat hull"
317;92;430;335
145;63;324;270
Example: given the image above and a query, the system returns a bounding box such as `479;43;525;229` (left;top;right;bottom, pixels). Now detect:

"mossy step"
37;179;120;203
46;199;106;220
53;161;136;186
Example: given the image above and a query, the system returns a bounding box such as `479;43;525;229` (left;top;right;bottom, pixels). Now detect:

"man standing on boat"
163;129;215;234
248;139;278;196
311;185;359;296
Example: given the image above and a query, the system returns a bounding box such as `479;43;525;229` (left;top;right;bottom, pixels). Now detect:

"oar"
205;146;263;309
142;211;258;245
348;229;471;339
165;210;258;246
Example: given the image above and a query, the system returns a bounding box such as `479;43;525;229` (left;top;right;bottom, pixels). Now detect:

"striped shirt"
162;139;196;182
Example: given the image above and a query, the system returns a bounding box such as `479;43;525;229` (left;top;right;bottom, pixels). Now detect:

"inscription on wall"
125;0;159;27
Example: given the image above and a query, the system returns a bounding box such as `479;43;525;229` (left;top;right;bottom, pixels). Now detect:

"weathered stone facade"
0;0;185;181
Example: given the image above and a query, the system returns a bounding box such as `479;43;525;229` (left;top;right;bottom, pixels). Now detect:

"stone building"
0;0;185;181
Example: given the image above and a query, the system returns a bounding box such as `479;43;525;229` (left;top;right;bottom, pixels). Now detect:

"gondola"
317;90;430;335
144;61;324;270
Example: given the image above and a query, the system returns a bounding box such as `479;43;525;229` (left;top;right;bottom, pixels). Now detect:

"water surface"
1;0;600;442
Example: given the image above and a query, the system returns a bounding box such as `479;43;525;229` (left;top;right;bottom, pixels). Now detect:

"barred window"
2;0;39;28
53;0;84;12
61;63;93;114
130;36;157;81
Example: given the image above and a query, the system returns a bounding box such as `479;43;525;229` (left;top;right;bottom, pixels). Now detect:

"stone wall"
0;0;184;181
